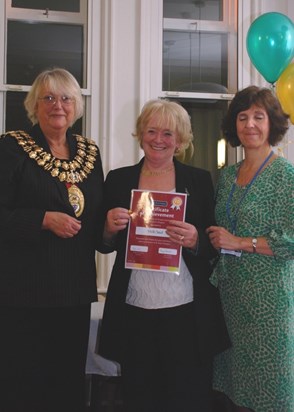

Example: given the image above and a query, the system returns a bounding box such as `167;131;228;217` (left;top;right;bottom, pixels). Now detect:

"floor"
85;375;124;412
85;375;235;412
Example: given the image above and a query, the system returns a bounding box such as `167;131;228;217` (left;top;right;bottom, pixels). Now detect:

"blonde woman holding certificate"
99;99;230;412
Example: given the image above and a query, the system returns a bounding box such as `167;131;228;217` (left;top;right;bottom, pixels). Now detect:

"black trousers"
121;302;213;412
0;305;91;412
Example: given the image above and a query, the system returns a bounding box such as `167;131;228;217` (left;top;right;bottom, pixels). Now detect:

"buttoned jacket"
99;158;230;362
0;125;105;307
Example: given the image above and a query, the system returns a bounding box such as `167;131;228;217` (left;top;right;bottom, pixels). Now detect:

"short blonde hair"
24;68;84;126
133;99;194;159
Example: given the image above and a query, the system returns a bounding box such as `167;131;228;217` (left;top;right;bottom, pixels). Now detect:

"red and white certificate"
125;189;187;274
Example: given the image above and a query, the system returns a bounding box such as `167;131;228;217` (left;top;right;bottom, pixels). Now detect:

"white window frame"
0;0;94;136
140;0;237;104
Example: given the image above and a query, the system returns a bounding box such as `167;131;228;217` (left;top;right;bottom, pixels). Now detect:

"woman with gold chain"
0;68;105;412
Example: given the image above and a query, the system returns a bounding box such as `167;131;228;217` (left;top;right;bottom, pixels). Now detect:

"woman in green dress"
207;86;294;412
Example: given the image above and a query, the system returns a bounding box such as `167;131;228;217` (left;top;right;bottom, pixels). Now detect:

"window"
177;99;229;185
140;0;238;183
163;0;224;20
7;21;84;87
1;0;88;134
11;0;80;12
162;0;237;97
160;0;237;184
163;31;229;93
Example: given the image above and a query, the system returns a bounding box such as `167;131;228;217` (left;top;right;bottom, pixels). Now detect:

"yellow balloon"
276;62;294;124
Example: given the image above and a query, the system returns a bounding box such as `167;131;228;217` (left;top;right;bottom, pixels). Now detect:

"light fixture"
217;138;226;168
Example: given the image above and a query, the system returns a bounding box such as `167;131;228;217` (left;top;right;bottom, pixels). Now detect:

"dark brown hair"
222;85;289;147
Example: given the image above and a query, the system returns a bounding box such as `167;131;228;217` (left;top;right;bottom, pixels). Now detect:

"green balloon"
246;12;294;84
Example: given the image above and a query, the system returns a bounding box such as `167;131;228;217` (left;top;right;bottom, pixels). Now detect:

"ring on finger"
180;235;184;241
114;219;118;225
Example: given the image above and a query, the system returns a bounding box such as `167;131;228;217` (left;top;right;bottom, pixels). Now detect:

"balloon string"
269;83;276;93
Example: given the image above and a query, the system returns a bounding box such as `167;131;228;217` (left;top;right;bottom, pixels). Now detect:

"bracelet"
252;238;257;253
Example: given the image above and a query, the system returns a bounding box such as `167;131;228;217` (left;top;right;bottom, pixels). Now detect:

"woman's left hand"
166;220;198;250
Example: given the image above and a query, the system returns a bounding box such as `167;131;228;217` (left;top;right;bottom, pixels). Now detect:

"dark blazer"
0;125;105;307
99;157;230;363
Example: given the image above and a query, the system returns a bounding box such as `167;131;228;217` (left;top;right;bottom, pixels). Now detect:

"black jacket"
99;157;230;363
0;125;105;307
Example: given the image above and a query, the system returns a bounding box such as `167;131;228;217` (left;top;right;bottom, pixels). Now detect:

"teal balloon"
246;12;294;84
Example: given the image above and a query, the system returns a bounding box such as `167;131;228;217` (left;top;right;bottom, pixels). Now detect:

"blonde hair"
133;99;194;160
24;68;84;125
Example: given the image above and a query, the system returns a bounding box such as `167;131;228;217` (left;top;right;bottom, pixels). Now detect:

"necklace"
141;165;174;176
7;130;98;183
6;130;99;217
48;144;69;158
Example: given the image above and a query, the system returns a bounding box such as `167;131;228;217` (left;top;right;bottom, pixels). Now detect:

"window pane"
7;21;84;87
5;92;31;131
5;91;83;135
11;0;80;12
163;0;223;21
163;31;228;93
178;99;228;186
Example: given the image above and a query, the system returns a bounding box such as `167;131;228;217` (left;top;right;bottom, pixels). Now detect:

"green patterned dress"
210;156;294;412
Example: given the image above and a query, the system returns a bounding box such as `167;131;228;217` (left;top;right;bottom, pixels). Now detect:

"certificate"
125;189;187;274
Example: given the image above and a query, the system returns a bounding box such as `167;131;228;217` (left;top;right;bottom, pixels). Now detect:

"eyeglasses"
38;95;75;106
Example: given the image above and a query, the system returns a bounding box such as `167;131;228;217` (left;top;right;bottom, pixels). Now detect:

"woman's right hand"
42;211;81;238
206;225;240;251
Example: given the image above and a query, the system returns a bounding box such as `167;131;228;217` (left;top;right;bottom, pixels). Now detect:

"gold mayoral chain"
6;130;98;217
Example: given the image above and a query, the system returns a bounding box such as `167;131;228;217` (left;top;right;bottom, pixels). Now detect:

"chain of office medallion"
5;130;98;184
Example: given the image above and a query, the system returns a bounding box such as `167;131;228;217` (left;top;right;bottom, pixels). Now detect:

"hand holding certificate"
125;189;187;274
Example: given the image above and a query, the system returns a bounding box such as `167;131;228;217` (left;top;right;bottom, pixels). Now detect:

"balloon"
246;12;294;84
276;62;294;124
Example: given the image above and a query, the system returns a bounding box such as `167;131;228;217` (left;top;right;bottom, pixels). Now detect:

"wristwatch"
252;238;257;253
